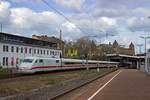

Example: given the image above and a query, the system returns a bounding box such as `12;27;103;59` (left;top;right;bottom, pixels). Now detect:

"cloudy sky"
0;0;150;53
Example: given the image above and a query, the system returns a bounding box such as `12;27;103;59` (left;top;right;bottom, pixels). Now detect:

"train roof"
23;57;119;64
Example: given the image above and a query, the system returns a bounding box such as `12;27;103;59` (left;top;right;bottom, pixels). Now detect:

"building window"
11;57;14;66
50;51;52;55
16;58;19;65
6;57;8;66
29;48;32;54
3;45;9;52
34;49;36;54
21;47;23;53
3;57;5;66
3;45;5;52
6;46;9;52
25;48;27;54
57;52;59;55
41;50;42;54
43;50;45;55
37;49;39;54
2;57;10;66
11;46;14;52
47;50;49;55
16;47;19;53
54;51;57;55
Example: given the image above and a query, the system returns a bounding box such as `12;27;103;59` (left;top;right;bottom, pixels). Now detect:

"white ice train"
18;57;118;73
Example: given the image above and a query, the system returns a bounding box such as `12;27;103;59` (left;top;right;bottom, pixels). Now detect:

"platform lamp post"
140;36;150;73
145;16;150;75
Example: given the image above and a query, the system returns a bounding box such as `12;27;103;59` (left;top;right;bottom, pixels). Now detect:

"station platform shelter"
107;54;145;69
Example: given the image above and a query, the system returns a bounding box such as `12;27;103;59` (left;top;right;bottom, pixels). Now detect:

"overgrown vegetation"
0;69;10;75
0;68;116;97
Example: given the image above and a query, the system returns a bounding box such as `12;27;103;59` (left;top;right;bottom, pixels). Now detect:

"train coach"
18;57;119;73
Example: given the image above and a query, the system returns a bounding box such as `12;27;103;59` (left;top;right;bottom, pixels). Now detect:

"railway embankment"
0;68;117;100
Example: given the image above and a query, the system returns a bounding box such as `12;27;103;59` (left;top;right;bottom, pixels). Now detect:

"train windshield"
22;59;34;63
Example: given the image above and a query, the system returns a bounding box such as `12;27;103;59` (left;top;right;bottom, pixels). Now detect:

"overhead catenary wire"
41;0;87;35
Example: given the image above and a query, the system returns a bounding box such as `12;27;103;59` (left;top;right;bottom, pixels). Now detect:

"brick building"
111;40;135;56
98;40;135;56
32;35;64;50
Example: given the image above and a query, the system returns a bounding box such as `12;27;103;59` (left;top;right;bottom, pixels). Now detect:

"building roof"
0;32;59;49
32;35;64;44
106;54;144;59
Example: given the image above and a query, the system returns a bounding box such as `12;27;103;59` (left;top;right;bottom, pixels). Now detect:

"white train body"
18;57;118;73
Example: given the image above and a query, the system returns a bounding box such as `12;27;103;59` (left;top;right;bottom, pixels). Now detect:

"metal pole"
145;37;146;54
0;23;2;32
145;37;147;72
140;36;150;73
60;29;63;67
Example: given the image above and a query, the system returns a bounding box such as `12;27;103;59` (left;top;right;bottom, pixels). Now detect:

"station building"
0;32;62;68
106;41;145;69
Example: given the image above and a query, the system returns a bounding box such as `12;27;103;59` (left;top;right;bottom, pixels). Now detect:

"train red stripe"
31;66;62;70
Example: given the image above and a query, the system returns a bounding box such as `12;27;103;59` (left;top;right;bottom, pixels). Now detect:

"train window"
39;59;43;63
35;60;38;63
56;60;59;63
23;59;33;63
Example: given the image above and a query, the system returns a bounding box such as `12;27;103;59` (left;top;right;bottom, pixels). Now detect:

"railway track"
50;68;118;100
0;70;73;82
0;65;114;81
0;68;118;100
0;68;101;82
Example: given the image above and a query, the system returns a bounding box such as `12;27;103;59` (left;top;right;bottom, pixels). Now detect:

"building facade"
0;32;62;68
98;40;135;56
111;40;135;56
32;35;65;51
